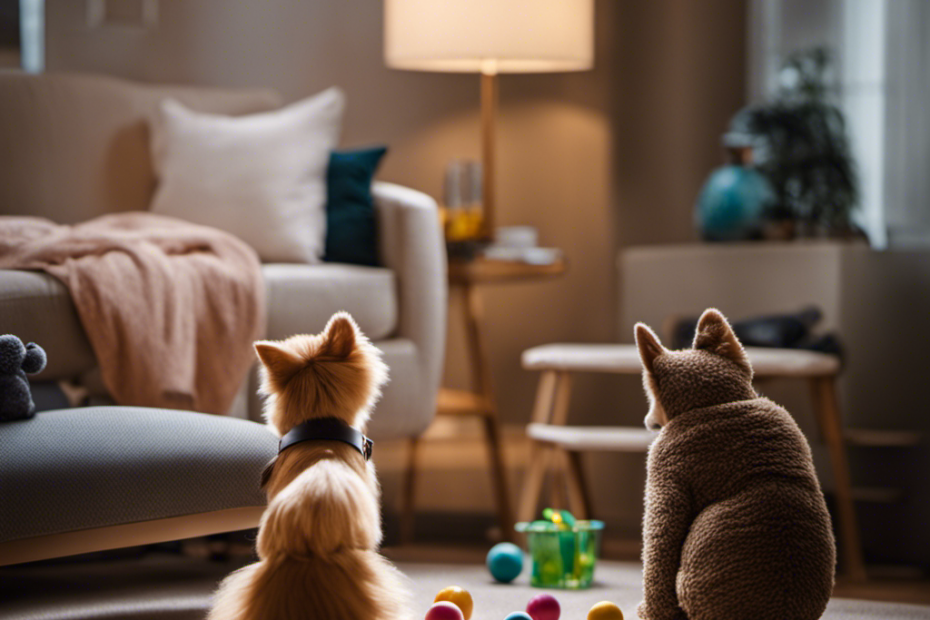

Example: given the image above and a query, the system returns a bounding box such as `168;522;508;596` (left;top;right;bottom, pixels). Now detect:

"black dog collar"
278;417;373;461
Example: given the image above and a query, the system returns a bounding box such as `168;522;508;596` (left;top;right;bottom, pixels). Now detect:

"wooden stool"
518;343;867;581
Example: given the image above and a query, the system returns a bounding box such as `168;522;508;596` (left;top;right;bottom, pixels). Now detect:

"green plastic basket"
515;519;604;589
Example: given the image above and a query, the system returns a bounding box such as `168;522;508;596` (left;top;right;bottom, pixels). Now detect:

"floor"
384;543;930;608
3;548;930;620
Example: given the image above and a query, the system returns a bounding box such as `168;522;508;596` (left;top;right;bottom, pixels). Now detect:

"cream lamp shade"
384;0;594;74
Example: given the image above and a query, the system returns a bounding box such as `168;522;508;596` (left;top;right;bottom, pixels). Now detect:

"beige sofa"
0;72;446;440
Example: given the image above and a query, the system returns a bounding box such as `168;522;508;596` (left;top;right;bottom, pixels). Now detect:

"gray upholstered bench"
0;407;277;566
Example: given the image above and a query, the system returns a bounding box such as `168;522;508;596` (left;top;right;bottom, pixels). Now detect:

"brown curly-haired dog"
208;312;410;620
635;309;835;620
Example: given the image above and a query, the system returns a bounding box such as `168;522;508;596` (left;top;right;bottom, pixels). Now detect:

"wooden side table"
401;255;568;543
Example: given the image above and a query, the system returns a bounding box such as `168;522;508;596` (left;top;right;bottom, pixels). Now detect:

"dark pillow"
324;146;388;266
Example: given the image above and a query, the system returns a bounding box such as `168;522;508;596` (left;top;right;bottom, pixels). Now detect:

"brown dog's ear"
320;312;358;358
254;341;304;382
635;323;665;374
693;308;751;373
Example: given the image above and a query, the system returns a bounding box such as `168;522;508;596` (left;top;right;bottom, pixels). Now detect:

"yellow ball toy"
587;601;623;620
434;586;474;620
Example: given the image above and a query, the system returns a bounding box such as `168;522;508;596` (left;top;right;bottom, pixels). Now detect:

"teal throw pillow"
324;146;387;266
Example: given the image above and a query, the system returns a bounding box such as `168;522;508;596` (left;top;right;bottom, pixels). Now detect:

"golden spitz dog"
208;312;411;620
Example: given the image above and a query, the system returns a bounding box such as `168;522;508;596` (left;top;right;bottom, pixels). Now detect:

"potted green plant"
724;49;862;239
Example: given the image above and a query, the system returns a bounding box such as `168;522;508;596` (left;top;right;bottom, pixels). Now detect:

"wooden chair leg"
400;436;419;545
811;376;867;581
564;449;593;519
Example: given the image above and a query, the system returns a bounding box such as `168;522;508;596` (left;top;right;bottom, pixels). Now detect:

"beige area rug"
2;554;929;619
401;561;930;620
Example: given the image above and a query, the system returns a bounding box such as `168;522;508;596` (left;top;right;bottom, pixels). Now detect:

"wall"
43;0;622;429
747;0;930;250
43;0;748;533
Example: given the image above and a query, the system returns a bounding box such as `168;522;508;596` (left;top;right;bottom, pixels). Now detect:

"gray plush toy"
0;335;47;422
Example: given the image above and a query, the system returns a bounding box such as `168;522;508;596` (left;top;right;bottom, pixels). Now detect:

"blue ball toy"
504;614;533;620
487;542;524;583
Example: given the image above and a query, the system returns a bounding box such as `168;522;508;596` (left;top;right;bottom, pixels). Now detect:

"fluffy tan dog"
635;309;834;620
208;312;410;620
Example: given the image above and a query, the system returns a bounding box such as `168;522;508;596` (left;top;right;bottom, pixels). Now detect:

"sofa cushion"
0;407;277;544
0;263;398;382
263;263;397;341
150;90;344;264
324;146;388;267
0;72;281;225
0;270;96;381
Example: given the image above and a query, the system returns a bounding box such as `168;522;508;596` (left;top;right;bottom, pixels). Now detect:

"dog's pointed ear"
254;341;304;381
693;308;751;373
320;312;358;358
635;323;665;374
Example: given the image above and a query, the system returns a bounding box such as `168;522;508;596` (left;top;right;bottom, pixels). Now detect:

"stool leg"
518;371;563;525
400;436;419;544
548;449;568;510
811;376;867;581
544;373;573;513
518;444;554;523
564;449;593;519
531;371;559;424
550;372;573;426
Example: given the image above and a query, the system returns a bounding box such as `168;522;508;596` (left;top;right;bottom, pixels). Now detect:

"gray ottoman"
0;407;277;566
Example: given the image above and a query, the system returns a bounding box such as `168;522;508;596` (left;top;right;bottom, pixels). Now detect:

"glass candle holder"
515;520;604;589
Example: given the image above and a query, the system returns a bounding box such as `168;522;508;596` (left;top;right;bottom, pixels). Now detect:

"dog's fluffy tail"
208;550;411;620
258;457;382;557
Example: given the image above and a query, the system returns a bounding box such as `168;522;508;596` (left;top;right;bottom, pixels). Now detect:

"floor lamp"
384;0;594;239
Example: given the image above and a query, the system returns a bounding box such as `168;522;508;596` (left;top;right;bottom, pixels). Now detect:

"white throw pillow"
150;88;345;263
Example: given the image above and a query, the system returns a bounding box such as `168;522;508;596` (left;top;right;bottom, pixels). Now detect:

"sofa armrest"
373;182;447;435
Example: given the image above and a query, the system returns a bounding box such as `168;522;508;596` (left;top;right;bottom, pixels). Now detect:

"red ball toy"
526;594;561;620
425;602;465;620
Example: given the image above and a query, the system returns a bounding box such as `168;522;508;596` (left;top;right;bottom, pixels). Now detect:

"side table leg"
483;413;515;541
462;283;514;541
811;376;867;581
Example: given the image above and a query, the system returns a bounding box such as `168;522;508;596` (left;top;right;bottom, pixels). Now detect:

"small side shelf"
436;388;493;417
844;428;922;448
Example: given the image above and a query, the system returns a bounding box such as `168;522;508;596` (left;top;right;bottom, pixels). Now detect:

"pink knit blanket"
0;213;265;414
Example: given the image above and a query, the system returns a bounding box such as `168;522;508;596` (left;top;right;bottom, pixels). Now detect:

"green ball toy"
487;542;524;583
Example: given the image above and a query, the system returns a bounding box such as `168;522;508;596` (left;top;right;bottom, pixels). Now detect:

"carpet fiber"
2;555;929;619
401;561;930;620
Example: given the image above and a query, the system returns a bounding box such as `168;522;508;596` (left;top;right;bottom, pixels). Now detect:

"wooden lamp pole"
480;67;498;240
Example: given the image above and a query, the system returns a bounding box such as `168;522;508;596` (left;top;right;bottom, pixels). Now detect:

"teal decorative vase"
695;165;773;241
